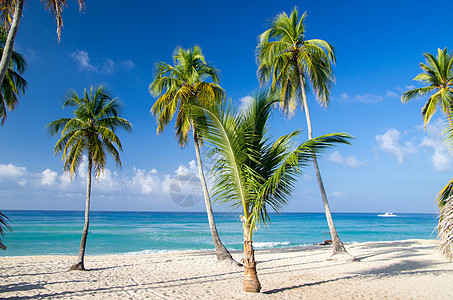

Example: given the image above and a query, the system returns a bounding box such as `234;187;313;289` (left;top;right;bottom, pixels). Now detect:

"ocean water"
0;210;438;256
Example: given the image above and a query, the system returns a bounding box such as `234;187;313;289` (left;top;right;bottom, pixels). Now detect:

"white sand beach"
1;239;453;299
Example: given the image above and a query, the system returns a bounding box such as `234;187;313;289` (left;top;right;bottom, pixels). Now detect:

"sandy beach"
1;239;452;299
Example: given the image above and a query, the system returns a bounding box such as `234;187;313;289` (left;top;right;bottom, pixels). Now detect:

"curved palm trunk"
242;224;261;293
193;129;237;264
0;0;23;87
69;159;92;270
298;70;353;259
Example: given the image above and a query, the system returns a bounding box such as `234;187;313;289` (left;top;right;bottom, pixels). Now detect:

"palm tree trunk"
298;69;352;258
69;158;92;270
192;128;237;264
0;0;23;87
242;224;261;293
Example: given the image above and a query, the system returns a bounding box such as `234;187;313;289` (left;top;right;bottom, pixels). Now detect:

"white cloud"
328;151;366;168
0;163;26;177
122;59;135;70
330;191;347;198
386;91;398;98
70;50;134;75
70;50;97;71
130;168;161;195
103;58;115;74
339;92;383;104
405;85;416;90
420;119;453;171
0;160;205;210
238;95;253;112
41;168;57;186
376;128;416;163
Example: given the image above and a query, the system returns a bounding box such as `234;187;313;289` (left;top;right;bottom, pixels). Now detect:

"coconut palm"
48;86;132;270
434;121;453;261
192;91;352;292
401;48;453;127
0;28;27;125
0;211;12;250
149;46;236;264
257;6;354;259
402;49;453;261
437;177;453;261
0;0;84;100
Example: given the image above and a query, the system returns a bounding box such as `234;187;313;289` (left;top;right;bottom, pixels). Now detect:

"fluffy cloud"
41;168;57;186
70;50;135;74
0;163;26;178
328;151;366;168
238;95;253;112
420;119;453;171
70;50;97;71
0;160;203;210
376;129;416;163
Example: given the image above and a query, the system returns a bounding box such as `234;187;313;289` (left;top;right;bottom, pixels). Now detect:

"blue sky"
0;0;452;213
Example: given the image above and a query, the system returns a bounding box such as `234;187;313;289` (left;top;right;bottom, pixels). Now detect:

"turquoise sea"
0;210;438;256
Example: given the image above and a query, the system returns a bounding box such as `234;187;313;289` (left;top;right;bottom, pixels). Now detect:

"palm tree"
401;48;453;127
48;85;132;270
0;0;84;98
437;177;453;261
0;211;12;250
0;28;27;125
192;91;352;292
149;46;237;264
402;49;453;261
256;6;354;260
432;120;453;261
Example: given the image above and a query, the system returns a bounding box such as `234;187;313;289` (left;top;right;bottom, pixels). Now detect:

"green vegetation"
0;211;12;250
149;46;236;263
48;86;132;270
0;29;27;125
256;6;353;259
402;48;453;127
192;90;352;292
0;0;85;118
402;48;453;261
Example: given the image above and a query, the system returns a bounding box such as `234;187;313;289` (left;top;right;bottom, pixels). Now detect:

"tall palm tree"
401;48;453;127
0;28;26;125
0;0;84;97
192;91;352;292
0;211;12;250
149;46;236;264
257;6;354;260
48;86;132;270
402;49;453;261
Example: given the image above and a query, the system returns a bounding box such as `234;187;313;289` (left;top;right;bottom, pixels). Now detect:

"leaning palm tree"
48;85;132;270
0;0;84;97
437;178;453;261
192;91;352;292
401;48;453;128
0;28;27;125
402;49;453;260
257;6;354;260
433;120;453;261
149;46;236;264
0;211;12;250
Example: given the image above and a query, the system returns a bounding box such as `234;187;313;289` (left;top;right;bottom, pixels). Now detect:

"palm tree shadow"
263;275;357;294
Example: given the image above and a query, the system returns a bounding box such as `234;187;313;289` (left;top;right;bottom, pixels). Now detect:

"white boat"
378;212;397;217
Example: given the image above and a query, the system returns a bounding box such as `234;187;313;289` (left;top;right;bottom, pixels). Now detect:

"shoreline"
2;239;453;299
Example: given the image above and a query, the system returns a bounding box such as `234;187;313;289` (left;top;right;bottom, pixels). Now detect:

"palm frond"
49;85;131;179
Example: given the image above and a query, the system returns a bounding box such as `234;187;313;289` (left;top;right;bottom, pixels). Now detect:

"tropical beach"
2;0;453;299
2;240;453;299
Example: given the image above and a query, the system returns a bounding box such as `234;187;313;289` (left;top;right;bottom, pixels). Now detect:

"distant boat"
378;212;397;217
